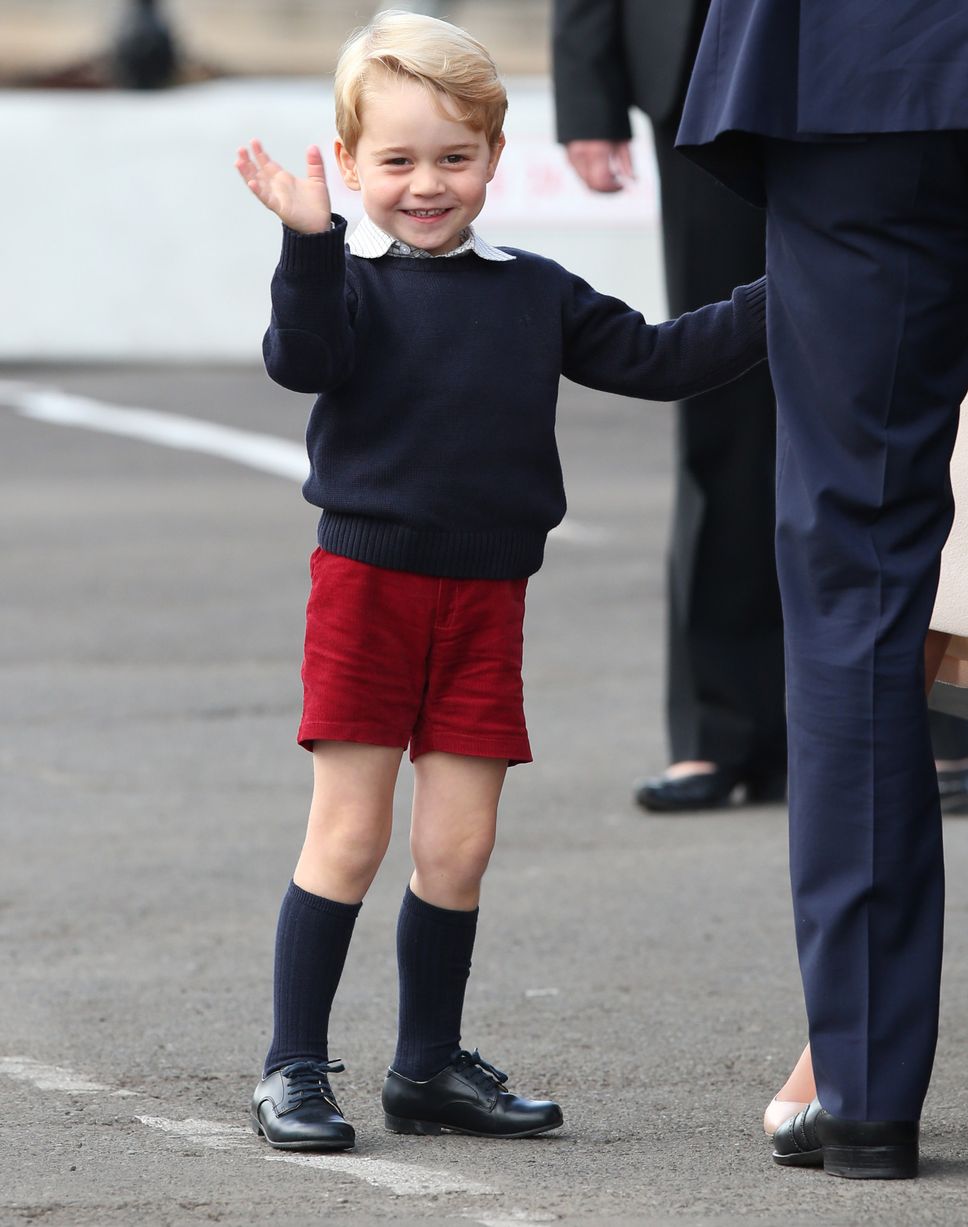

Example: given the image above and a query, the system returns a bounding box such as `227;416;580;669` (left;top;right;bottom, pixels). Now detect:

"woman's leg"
391;751;505;1080
765;629;954;1132
763;1043;816;1136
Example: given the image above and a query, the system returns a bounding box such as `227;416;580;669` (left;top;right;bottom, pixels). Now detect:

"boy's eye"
443;154;467;164
385;157;410;166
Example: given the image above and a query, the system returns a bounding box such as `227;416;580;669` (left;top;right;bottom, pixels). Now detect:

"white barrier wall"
0;78;665;362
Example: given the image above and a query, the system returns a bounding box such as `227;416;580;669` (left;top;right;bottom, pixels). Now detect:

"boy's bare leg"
384;751;563;1136
390;750;504;1079
294;741;404;902
257;739;404;1143
409;751;506;909
765;630;953;1133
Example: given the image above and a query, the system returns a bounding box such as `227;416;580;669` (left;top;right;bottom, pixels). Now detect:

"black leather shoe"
772;1099;918;1179
250;1059;355;1151
382;1049;563;1138
634;765;787;812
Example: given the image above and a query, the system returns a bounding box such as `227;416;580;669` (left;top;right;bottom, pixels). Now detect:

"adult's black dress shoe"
772;1098;918;1179
634;765;786;813
382;1048;563;1138
250;1059;355;1150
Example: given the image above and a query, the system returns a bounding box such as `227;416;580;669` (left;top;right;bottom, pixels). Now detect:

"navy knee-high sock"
263;880;361;1076
392;886;479;1080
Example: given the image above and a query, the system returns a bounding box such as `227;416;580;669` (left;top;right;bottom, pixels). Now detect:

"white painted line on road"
137;1115;250;1151
2;1061;546;1221
0;379;604;545
551;519;608;545
138;1114;495;1196
264;1151;495;1196
474;1215;557;1227
0;381;310;481
0;1055;112;1094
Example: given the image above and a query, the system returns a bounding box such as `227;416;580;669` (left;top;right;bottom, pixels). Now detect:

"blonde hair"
334;9;507;152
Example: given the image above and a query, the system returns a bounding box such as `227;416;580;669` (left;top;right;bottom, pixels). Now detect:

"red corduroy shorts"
297;549;532;765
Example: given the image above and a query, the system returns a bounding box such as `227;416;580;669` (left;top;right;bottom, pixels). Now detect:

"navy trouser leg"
764;133;968;1120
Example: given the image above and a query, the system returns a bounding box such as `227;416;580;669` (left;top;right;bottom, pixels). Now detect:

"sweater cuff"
740;275;767;328
278;214;348;276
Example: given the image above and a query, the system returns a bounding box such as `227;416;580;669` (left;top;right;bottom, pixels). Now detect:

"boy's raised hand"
235;140;332;234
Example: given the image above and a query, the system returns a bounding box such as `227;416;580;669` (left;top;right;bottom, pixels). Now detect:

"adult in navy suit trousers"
678;0;968;1122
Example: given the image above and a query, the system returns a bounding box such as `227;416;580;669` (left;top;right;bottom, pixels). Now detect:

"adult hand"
235;139;332;234
565;140;634;193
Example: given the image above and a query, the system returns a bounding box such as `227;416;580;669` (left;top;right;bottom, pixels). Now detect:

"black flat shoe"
633;765;787;812
250;1059;355;1151
772;1099;918;1179
382;1048;563;1138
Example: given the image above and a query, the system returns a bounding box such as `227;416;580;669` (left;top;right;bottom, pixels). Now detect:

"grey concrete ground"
2;365;968;1225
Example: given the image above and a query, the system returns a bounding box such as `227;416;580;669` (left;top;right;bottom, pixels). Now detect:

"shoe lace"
453;1049;508;1092
281;1059;345;1107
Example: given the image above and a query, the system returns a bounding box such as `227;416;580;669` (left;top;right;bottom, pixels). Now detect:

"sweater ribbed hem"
278;215;348;276
316;512;546;579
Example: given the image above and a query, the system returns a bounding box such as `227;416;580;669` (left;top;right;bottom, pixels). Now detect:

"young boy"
236;9;766;1151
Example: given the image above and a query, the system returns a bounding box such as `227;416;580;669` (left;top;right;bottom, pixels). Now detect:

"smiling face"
335;73;505;254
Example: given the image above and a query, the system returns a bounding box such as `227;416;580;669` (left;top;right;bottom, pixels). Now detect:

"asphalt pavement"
2;364;968;1225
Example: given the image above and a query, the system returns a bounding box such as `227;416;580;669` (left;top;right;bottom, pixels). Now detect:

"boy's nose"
410;168;444;196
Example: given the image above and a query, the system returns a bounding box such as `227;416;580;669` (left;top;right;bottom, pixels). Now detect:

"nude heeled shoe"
763;1096;811;1137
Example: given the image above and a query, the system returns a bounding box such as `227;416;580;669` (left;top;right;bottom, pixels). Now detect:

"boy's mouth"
401;208;452;221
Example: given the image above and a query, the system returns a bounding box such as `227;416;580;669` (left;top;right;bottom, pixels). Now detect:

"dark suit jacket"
553;0;708;139
677;0;968;201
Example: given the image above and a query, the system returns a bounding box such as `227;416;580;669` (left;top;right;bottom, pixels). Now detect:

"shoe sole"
823;1144;918;1180
250;1115;355;1151
772;1143;917;1179
384;1111;563;1139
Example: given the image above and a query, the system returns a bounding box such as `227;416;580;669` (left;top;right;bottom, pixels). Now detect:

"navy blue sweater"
264;216;766;579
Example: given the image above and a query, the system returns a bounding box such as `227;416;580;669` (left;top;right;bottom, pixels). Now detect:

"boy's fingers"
251;139;271;169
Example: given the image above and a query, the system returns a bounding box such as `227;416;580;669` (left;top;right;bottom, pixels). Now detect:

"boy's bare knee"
412;823;495;888
297;805;392;899
328;822;390;879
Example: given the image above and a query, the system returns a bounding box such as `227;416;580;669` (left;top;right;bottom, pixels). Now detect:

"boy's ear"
486;133;506;182
335;139;361;191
